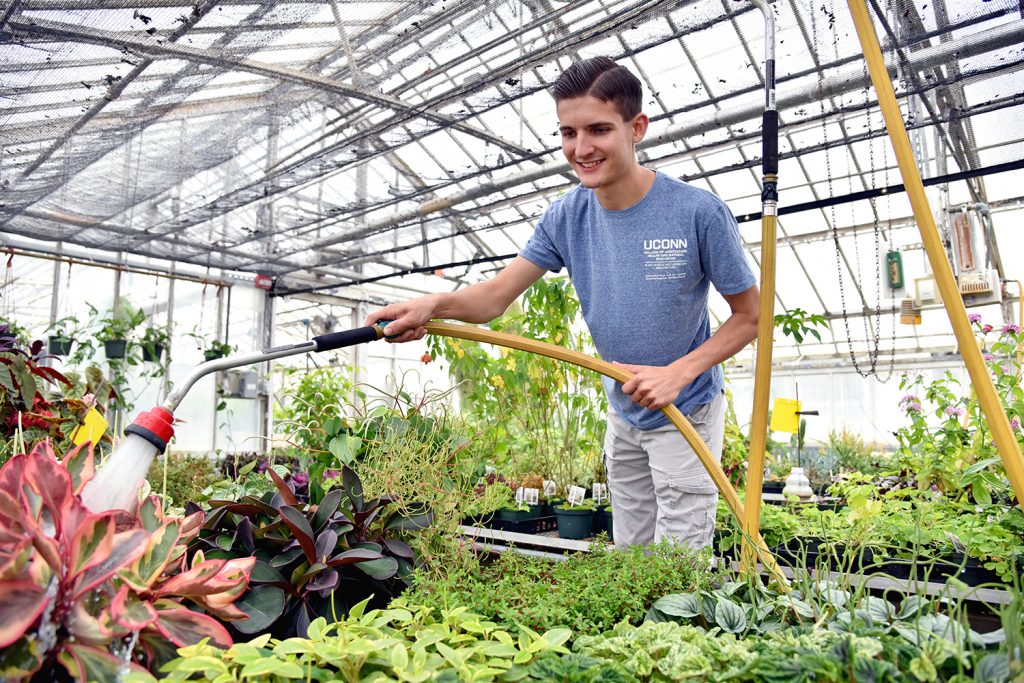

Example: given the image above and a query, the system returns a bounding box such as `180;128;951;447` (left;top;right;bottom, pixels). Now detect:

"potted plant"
139;323;170;362
93;300;145;360
204;338;235;361
46;316;81;356
554;498;597;540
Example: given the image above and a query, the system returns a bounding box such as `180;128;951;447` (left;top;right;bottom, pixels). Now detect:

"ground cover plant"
138;597;573;683
405;540;716;635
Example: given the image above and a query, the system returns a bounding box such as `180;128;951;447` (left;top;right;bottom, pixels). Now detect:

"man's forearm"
670;312;758;385
428;282;510;324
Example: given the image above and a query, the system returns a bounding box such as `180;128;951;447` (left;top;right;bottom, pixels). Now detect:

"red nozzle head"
125;407;175;453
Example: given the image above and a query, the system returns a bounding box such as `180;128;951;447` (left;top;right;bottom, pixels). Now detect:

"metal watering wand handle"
162;322;390;412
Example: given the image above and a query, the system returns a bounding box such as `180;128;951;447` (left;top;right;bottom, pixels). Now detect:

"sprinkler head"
124;406;175;453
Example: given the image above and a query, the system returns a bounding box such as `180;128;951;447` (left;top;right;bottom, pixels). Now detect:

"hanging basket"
142;343;164;363
48;336;73;356
103;339;128;359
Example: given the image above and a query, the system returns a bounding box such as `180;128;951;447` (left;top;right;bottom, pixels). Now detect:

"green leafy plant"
138;323;170;365
145;452;221;509
0;441;253;681
407;541;715;636
189;465;432;639
774;307;828;344
427;277;607;494
275;364;358;459
92;299;146;342
150;597;572;683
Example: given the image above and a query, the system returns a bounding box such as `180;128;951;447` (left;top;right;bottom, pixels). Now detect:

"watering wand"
80;322;393;513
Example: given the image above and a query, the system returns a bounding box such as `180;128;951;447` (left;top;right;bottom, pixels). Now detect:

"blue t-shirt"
519;171;755;430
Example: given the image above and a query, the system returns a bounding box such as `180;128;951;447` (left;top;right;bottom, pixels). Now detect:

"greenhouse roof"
2;0;1024;365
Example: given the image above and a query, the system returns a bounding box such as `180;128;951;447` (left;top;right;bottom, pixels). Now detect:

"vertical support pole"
742;0;778;572
847;0;1024;510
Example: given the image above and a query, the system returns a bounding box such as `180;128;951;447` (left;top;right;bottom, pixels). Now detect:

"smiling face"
557;95;650;207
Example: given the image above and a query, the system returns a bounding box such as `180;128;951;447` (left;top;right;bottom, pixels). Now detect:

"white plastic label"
516;487;539;505
543;479;557;497
592;483;608;504
567;485;586;506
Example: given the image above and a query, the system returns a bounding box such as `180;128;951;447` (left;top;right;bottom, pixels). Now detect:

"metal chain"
818;3;897;380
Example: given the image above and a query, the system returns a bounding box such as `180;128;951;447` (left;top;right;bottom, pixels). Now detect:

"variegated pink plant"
0;441;254;681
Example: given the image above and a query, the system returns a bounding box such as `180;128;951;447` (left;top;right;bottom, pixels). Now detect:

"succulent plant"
190;465;432;639
0;441;253;681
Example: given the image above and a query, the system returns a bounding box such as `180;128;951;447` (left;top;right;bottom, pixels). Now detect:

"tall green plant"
427;277;607;491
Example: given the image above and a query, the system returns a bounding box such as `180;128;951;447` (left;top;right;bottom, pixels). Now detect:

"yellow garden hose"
425;321;790;586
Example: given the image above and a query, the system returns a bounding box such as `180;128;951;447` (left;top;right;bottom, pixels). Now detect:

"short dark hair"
552;56;643;121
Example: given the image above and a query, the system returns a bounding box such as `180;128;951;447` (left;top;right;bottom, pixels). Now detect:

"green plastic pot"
554;508;594;540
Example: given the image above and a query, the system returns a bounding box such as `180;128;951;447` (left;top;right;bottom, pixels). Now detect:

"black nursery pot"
872;552;1003;586
48;336;73;356
142;343;164;363
103;339;127;359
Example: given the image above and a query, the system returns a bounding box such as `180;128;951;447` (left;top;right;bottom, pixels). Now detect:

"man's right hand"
364;295;438;343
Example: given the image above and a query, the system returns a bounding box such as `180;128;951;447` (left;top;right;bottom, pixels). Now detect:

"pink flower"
945;406;964;417
907;402;922;413
1011;417;1022;432
900;394;918;405
1002;323;1020;335
983;324;993;333
984;353;994;361
969;313;982;324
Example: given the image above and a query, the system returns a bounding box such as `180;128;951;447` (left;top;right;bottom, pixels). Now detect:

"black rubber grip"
313;326;379;352
762;110;778;175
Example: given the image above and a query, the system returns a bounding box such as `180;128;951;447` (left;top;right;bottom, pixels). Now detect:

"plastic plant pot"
498;504;541;522
606;510;614;542
142;343;164;363
103;339;128;359
554;508;594;540
48;336;73;356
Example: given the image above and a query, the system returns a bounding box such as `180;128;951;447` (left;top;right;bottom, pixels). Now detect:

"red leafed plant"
0;440;254;681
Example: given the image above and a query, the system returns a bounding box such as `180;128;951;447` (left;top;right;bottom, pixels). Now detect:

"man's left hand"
614;362;693;411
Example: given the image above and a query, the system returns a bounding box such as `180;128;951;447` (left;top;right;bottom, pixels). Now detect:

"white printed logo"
643;237;688;282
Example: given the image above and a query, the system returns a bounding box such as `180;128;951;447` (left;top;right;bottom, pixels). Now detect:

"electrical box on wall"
223;370;259;399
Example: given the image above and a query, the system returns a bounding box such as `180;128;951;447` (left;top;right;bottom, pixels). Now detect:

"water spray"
81;322;391;513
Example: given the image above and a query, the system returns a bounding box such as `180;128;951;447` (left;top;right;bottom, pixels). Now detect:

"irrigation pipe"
742;0;777;573
425;321;790;586
847;0;1024;510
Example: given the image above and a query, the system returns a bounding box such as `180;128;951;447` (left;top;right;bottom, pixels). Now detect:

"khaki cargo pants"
604;390;725;550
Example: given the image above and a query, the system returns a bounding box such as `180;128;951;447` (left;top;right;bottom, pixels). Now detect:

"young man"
366;56;758;549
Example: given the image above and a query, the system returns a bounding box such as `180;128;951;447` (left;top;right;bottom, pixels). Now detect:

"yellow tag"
770;398;801;434
71;408;109;447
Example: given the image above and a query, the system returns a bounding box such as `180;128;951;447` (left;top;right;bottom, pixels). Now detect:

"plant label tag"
567;485;586;506
543;479;557;496
592;483;608;504
516;487;539;505
71;408;108;447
